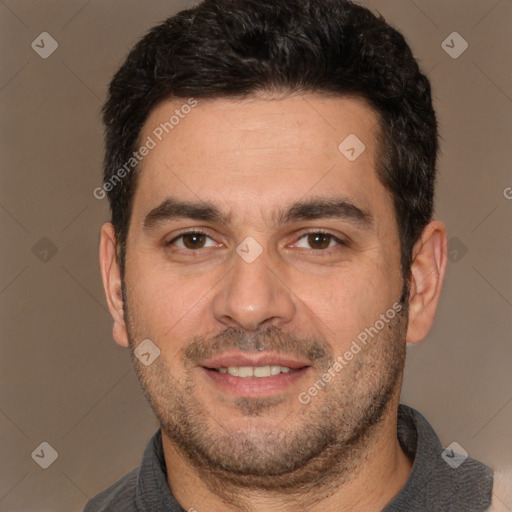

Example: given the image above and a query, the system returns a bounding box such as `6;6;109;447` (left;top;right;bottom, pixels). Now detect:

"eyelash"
165;229;348;253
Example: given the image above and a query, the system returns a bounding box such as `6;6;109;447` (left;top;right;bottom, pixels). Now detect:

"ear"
406;220;448;344
99;222;129;348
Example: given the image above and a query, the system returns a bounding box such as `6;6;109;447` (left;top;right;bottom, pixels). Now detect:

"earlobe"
406;220;448;344
99;223;130;348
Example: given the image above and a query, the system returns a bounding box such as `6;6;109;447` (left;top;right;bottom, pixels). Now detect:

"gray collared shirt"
83;404;493;511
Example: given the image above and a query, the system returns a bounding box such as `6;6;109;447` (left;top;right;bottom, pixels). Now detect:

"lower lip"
201;367;311;397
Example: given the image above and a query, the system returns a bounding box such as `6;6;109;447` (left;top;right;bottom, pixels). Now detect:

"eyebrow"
275;196;373;228
143;198;230;230
143;196;373;232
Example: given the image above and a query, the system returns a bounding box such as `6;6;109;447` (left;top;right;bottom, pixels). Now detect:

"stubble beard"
123;286;409;501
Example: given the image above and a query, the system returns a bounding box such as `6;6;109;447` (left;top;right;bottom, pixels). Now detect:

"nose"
211;245;296;332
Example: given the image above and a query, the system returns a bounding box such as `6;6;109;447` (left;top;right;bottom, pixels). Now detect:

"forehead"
132;93;390;227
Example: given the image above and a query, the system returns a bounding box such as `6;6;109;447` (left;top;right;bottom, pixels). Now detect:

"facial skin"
100;93;447;511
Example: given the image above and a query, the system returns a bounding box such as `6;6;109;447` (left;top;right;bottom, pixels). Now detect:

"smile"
217;365;292;378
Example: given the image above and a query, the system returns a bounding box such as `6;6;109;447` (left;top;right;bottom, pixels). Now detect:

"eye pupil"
308;233;330;249
183;233;206;249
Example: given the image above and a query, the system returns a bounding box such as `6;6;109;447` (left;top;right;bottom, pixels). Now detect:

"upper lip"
200;351;310;370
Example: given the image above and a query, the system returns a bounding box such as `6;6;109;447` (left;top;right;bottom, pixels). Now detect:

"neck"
162;401;412;512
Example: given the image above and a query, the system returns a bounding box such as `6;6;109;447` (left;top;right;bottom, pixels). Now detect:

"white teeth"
238;366;253;378
220;365;292;378
270;365;281;375
253;366;271;377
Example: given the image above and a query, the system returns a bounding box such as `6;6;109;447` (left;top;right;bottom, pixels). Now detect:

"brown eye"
182;233;207;249
294;231;345;251
168;231;216;250
307;233;332;250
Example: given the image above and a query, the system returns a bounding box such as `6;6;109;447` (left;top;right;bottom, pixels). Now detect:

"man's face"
121;93;407;484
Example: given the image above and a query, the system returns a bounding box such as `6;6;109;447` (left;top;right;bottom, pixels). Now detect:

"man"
87;0;494;510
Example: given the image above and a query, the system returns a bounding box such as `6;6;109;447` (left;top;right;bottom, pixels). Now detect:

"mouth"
217;365;294;377
199;352;312;397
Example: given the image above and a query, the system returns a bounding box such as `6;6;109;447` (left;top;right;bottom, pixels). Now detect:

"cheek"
292;268;396;350
286;272;360;344
124;259;207;359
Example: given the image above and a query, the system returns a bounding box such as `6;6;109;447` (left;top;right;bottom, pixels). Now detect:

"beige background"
0;0;511;510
